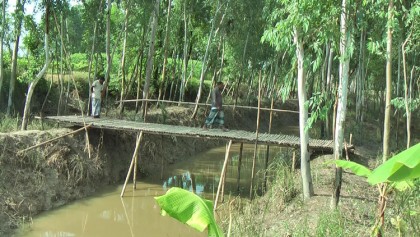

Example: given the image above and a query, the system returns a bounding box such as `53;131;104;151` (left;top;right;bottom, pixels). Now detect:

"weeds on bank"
0;115;20;132
0;115;53;132
221;151;298;236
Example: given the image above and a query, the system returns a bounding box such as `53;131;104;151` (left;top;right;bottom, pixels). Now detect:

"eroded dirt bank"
0;126;221;236
0;102;313;236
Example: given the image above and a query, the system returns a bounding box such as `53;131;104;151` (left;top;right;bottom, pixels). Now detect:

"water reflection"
163;171;208;196
18;143;287;237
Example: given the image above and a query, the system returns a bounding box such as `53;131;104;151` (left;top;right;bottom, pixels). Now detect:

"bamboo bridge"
42;115;335;152
41;115;345;206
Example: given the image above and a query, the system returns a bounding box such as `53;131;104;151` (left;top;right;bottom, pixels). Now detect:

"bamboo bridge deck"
43;115;336;153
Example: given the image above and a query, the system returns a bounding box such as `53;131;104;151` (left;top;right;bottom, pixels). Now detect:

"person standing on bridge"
91;76;106;118
203;81;229;131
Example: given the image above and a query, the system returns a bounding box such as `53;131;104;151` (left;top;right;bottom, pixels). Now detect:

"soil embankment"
0;125;221;236
0;102;302;236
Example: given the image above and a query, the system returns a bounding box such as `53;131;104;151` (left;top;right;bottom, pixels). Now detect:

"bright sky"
7;0;80;22
6;0;80;55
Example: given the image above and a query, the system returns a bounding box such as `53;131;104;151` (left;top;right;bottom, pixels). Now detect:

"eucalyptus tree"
262;0;339;200
21;1;51;130
0;0;7;106
141;0;160;119
191;0;226;118
6;0;26;116
332;0;352;208
157;0;172;103
221;0;272;106
382;0;394;162
117;0;130;114
400;0;420;148
81;1;102;115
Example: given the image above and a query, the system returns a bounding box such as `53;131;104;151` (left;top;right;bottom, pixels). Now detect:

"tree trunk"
57;14;65;116
332;0;351;208
294;28;314;200
7;0;24;116
192;2;225;118
86;1;103;115
102;0;112;116
356;28;366;122
22;7;51;130
141;0;160;119
157;0;172;103
0;0;6;105
233;31;249;112
179;0;189;104
401;35;411;148
382;0;393;162
118;4;130;115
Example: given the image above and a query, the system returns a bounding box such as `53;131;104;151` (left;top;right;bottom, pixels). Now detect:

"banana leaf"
367;143;420;185
154;187;224;237
335;160;372;178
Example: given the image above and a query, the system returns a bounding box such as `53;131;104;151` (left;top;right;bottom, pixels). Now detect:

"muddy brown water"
17;143;286;237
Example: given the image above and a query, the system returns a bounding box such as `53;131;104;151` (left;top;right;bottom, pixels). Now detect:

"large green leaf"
154;187;224;237
334;160;372;178
368;143;420;185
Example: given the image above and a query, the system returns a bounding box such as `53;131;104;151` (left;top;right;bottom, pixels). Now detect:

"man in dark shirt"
203;81;228;131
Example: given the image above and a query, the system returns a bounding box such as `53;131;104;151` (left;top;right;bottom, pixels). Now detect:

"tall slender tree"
21;1;51;130
383;0;393;162
191;0;225;118
141;0;160;119
118;1;130;115
157;0;172;102
0;0;6;105
104;0;112;114
7;0;25;116
332;0;352;208
294;27;314;199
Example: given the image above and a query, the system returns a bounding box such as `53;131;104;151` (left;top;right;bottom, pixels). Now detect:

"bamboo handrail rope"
117;98;302;114
17;124;92;155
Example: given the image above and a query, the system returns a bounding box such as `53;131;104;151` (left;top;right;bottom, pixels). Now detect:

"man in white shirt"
91;76;105;118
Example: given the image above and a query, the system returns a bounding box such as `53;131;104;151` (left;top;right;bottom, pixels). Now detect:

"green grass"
0;115;54;133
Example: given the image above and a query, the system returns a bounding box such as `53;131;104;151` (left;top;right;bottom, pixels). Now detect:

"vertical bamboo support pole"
292;150;296;171
250;71;262;199
214;140;232;212
133;133;140;189
160;135;164;180
220;143;229;202
236;142;243;192
121;131;143;197
263;97;274;193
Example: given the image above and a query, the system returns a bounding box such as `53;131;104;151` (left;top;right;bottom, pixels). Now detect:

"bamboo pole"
250;72;262;199
161;135;164;180
121;132;143;197
263;97;274;193
133;132;141;189
220;142;229;202
214;140;232;212
116;98;302;114
17;124;92;155
236;142;243;192
292;150;296;171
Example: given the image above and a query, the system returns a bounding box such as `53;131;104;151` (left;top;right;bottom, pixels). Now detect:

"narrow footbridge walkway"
43;115;335;153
